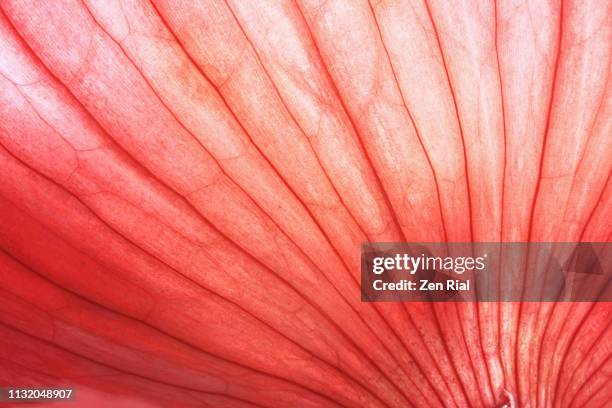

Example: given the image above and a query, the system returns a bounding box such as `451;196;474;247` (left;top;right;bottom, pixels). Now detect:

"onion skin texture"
0;0;610;407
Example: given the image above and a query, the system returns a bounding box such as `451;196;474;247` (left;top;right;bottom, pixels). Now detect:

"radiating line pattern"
0;0;610;407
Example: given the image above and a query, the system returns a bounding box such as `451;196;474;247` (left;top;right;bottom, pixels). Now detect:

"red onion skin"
0;1;610;407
